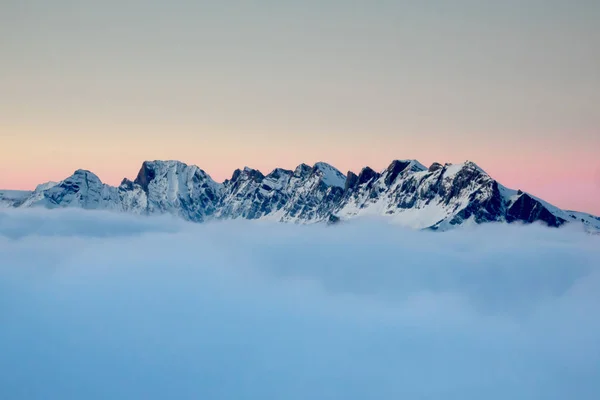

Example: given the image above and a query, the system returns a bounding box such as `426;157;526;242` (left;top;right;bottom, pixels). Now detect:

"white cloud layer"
1;209;599;399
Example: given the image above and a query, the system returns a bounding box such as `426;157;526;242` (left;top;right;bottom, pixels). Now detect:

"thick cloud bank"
1;209;599;399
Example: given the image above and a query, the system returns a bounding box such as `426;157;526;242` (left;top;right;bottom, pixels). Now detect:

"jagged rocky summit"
1;159;599;232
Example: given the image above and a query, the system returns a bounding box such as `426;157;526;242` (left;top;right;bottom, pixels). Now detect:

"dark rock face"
357;167;379;186
443;181;505;226
327;214;341;225
134;162;156;192
428;162;443;172
506;193;566;227
244;168;265;182
230;169;242;182
294;164;312;178
345;171;359;191
432;163;505;226
120;178;134;190
269;168;293;181
384;160;411;186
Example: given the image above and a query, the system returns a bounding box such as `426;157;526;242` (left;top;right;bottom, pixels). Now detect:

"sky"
1;0;599;214
1;209;599;399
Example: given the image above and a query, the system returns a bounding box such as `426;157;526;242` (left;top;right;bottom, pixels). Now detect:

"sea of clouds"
1;209;599;399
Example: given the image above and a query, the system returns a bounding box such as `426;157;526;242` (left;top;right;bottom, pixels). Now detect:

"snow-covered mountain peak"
267;168;293;179
356;167;379;186
381;160;426;187
242;167;265;180
2;158;598;233
128;160;222;222
34;181;58;192
430;161;492;187
293;163;313;178
72;169;101;181
461;160;487;173
312;162;346;188
386;159;426;173
440;161;487;178
142;160;187;168
14;169;121;210
135;160;219;191
230;167;265;183
428;162;444;172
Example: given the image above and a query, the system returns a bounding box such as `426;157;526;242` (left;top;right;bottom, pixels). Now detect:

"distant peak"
312;162;346;188
143;160;189;167
294;163;312;177
395;159;426;172
266;168;293;179
120;178;135;190
358;167;379;185
428;162;443;172
134;162;156;192
231;167;264;182
345;171;359;191
462;160;486;173
383;160;425;186
35;181;58;192
73;169;95;176
439;161;489;179
140;160;211;176
230;169;242;182
313;161;336;170
242;167;265;181
70;169;102;183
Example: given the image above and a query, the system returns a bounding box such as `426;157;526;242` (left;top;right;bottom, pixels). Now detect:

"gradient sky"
1;0;599;214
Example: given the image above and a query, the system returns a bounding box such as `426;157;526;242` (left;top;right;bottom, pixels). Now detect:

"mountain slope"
1;159;598;233
124;160;222;222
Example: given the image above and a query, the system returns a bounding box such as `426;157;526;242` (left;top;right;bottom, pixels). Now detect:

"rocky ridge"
2;159;598;232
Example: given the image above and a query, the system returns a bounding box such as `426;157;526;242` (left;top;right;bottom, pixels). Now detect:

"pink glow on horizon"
2;0;599;217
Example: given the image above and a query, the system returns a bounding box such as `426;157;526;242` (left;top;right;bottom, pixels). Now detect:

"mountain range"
1;159;599;232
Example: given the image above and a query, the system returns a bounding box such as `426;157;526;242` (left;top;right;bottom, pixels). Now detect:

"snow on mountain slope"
274;163;345;223
18;170;122;210
562;211;600;232
313;162;346;188
130;160;222;222
335;160;503;230
216;162;345;222
216;167;279;220
2;159;598;233
331;160;598;232
501;190;599;231
0;190;31;207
